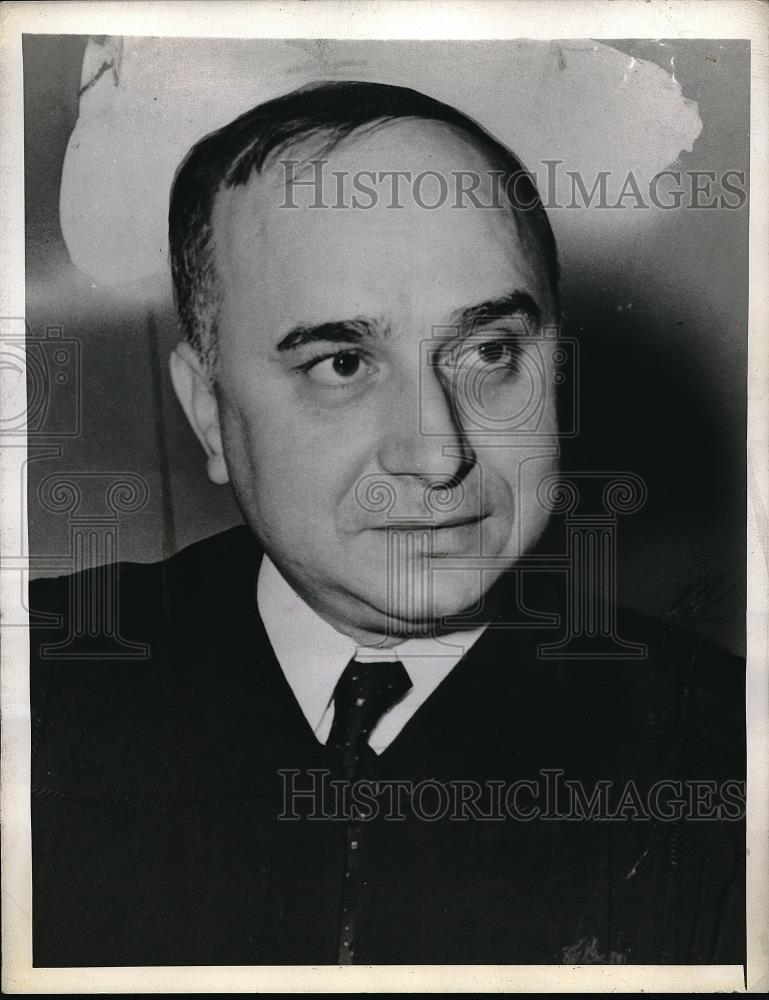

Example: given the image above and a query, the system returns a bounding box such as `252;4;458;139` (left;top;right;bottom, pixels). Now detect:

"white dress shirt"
257;555;486;754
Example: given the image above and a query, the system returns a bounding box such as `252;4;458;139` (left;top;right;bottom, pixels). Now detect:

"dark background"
23;36;748;655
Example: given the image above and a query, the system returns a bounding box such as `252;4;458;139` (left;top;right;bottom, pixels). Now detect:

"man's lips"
370;512;490;531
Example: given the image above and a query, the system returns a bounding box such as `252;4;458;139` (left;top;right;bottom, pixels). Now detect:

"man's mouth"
378;512;489;531
365;513;493;559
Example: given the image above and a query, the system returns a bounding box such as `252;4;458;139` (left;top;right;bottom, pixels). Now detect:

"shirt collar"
256;554;486;745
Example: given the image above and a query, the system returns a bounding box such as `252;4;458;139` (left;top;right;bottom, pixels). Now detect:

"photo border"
2;1;767;992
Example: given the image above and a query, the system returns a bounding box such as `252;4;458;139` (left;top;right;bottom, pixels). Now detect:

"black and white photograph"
1;1;767;993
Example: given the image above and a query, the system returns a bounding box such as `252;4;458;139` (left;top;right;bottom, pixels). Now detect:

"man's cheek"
517;451;559;540
482;449;557;542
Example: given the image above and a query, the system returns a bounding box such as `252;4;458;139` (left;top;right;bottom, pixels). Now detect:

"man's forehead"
212;117;514;240
210;117;553;328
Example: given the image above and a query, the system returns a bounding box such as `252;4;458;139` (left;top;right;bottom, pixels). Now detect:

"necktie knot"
328;657;412;772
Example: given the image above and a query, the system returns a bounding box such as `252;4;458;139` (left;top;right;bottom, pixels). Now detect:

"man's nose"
376;367;475;483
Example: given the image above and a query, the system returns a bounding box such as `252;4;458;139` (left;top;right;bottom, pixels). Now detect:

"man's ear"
169;342;229;485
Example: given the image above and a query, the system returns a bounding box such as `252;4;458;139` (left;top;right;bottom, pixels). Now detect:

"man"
30;81;744;967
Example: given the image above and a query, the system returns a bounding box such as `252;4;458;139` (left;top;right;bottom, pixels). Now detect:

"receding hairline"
210;114;556;291
254;112;517;175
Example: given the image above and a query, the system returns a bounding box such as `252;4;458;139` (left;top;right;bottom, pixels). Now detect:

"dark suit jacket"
30;525;745;966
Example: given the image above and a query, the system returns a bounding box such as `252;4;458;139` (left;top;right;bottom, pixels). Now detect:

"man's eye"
301;350;373;387
451;338;522;373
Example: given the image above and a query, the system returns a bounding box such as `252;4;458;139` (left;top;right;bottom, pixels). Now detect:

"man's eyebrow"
276;317;384;353
448;290;541;334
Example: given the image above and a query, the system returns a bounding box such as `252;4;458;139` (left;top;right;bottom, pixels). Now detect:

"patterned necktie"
327;657;412;777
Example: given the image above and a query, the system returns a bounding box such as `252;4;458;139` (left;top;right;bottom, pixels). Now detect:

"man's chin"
421;573;500;629
349;571;498;639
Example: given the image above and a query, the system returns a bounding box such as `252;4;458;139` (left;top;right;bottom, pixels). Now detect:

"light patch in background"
59;36;702;290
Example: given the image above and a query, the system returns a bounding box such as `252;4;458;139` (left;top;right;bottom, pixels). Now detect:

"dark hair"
169;80;559;371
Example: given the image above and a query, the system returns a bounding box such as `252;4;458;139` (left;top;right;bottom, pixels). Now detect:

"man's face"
194;121;559;641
